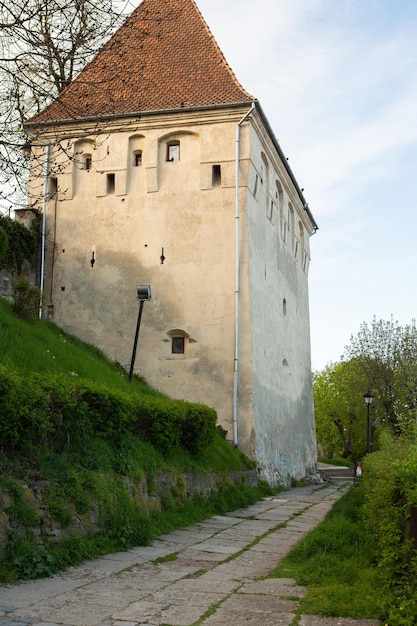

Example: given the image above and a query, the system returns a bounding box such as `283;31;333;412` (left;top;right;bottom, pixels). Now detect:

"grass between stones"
269;484;390;621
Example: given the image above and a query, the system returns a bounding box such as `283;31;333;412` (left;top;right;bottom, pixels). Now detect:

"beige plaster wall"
243;121;317;485
26;105;317;484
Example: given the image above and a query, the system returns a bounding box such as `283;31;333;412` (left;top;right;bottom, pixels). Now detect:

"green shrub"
132;396;185;454
12;278;41;322
7;530;54;580
0;214;40;274
361;430;417;625
180;402;217;453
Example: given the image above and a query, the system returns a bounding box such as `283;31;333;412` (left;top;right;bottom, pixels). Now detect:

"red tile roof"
29;0;253;124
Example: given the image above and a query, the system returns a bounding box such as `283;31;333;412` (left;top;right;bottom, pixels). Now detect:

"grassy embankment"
0;297;273;581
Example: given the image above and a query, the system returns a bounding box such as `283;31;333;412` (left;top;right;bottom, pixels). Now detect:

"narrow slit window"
282;219;288;244
212;164;221;187
268;199;274;222
172;336;185;354
134;151;142;166
107;173;115;194
84;155;92;171
167;141;180;162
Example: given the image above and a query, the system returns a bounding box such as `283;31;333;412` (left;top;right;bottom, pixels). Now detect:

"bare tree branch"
0;0;132;208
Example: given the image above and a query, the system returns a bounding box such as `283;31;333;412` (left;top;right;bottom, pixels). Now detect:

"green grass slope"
0;296;269;582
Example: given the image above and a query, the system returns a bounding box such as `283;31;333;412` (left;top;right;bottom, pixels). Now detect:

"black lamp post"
364;390;374;453
129;284;151;382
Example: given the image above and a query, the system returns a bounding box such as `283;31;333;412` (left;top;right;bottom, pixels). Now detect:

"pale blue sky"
197;0;417;370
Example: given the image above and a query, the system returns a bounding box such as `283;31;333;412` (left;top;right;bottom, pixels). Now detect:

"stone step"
317;463;355;482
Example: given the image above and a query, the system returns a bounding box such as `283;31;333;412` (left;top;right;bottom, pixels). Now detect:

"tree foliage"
0;213;40;273
314;360;366;459
314;317;417;460
0;0;129;207
343;317;417;434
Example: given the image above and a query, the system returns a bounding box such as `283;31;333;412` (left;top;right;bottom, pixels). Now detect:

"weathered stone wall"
0;470;258;562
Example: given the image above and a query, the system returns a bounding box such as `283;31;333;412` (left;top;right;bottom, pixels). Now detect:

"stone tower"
24;0;318;485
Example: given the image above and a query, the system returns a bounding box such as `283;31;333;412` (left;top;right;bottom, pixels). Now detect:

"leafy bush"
361;430;417;624
131;396;185;454
0;214;40;273
12;278;41;321
181;402;217;453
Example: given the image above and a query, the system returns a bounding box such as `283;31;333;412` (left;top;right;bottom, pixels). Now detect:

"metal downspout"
39;143;51;318
26;133;52;318
233;102;256;447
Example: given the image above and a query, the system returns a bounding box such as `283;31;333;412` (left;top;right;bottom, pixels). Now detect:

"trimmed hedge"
0;366;217;456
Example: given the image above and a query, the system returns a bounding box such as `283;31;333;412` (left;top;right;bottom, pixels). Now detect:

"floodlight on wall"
129;284;152;382
137;284;152;301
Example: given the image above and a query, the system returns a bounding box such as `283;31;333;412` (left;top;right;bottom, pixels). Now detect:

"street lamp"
128;284;152;382
364;390;374;454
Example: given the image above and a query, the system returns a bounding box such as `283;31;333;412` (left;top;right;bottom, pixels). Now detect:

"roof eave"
24;100;256;130
254;101;318;233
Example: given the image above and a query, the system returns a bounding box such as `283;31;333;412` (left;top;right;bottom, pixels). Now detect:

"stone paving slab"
0;482;382;626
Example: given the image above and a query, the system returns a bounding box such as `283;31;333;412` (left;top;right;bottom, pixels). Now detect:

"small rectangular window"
134;151;142;166
107;173;115;194
172;336;185;354
48;177;58;197
167;142;180;162
212;164;221;187
85;156;92;171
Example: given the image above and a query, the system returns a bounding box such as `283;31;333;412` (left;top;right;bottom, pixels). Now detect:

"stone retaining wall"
0;470;258;562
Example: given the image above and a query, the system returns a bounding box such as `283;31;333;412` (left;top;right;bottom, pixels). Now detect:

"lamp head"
364;390;374;405
137;284;151;301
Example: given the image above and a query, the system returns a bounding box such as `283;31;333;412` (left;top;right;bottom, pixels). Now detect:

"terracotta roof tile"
29;0;253;124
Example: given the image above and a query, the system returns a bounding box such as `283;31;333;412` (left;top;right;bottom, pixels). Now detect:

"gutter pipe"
39;143;51;318
233;101;256;448
26;133;51;318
